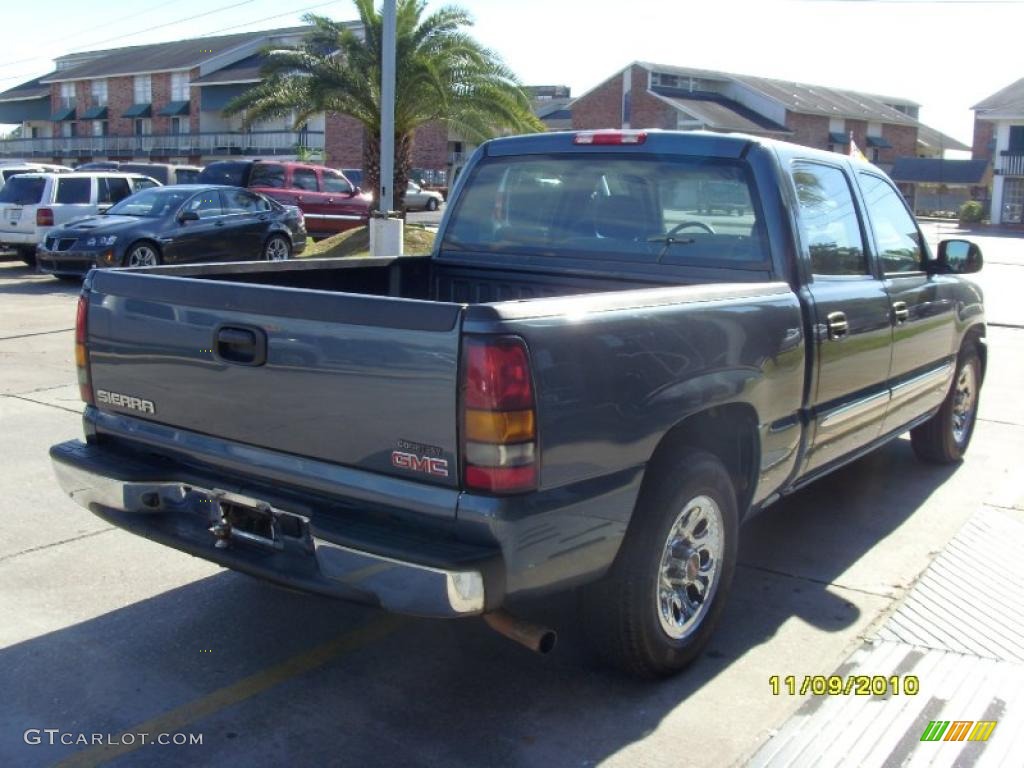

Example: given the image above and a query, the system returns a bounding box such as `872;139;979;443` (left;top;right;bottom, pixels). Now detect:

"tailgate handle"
216;326;266;366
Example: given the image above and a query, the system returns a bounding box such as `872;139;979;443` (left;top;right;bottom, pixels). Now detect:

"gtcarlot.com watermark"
24;729;203;746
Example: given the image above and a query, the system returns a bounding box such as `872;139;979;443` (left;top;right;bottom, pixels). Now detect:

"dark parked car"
199;160;371;238
36;184;306;277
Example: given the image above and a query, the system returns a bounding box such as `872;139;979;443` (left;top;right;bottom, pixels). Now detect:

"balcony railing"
998;151;1024;177
0;130;324;159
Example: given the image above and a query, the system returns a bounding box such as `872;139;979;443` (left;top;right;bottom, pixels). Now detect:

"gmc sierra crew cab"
51;130;985;677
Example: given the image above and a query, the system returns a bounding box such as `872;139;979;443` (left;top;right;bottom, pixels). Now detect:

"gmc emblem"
391;451;449;478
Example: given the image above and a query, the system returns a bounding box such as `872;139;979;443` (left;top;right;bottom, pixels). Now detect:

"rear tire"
580;449;738;677
911;347;981;464
426;198;439;212
263;234;291;261
17;247;36;267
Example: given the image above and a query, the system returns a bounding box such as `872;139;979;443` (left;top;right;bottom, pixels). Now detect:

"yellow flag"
849;132;868;162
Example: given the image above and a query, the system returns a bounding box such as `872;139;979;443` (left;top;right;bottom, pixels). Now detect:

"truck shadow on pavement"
0;438;958;768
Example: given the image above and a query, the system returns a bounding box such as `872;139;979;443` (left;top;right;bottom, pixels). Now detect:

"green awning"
122;103;152;118
80;105;108;119
828;131;850;145
866;135;892;149
157;100;190;116
50;105;75;121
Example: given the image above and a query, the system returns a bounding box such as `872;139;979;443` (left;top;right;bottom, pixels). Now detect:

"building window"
654;73;679;88
171;72;189;102
134;118;151;136
91;79;107;106
92;120;107;137
60;82;75;109
61;121;75;138
1003;178;1024;224
170;117;189;135
133;75;152;104
621;90;631;127
1008;126;1024;154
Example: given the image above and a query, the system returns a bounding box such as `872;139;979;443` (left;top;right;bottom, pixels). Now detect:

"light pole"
370;0;403;256
379;0;395;213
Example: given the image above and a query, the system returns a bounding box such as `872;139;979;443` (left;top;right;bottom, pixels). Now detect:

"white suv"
0;172;159;265
0;162;72;189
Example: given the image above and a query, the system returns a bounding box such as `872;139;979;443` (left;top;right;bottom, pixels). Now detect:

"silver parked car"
404;181;444;211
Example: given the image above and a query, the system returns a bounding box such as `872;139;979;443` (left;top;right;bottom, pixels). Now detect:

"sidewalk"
747;507;1024;767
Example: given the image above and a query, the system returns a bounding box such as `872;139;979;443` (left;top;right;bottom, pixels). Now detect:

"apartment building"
0;25;452;174
570;62;966;174
973;77;1024;226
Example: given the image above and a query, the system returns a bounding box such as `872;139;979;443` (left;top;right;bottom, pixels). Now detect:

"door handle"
892;301;909;324
826;311;849;340
215;326;266;366
215;220;225;227
297;195;305;203
326;198;334;203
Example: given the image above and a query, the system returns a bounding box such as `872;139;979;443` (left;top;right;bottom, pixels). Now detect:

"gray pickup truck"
51;130;985;677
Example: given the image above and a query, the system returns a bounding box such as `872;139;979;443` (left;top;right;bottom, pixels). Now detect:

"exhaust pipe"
483;610;557;654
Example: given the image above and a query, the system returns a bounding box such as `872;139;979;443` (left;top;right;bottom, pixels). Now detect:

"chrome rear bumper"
51;440;485;617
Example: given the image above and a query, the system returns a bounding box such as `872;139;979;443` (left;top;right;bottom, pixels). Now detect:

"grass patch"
301;224;436;259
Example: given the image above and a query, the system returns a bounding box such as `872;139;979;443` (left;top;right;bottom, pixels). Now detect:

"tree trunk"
362;130;414;216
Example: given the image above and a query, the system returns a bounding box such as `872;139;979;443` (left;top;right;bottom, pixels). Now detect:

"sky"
0;0;1019;148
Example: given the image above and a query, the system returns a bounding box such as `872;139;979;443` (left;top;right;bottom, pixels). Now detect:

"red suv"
199;160;371;237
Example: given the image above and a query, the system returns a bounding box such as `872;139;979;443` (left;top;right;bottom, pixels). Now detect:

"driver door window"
857;173;923;274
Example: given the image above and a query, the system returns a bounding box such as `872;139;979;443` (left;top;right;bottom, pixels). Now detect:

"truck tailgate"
85;270;464;488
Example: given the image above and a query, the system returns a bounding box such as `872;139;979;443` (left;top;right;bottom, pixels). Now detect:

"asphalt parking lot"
0;224;1022;768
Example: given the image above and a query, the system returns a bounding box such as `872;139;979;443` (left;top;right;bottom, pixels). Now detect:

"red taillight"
37;208;54;226
464;339;534;410
461;336;537;494
75;294;93;405
573;130;647;146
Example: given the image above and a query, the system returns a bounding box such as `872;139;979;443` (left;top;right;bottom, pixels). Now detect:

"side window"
132;177;158;191
185;192;223;219
99;177;132;204
55;177;92;205
222;189;260;214
322;170;353;194
857;173;923;274
792;163;867;276
249;163;286;189
291;168;319;191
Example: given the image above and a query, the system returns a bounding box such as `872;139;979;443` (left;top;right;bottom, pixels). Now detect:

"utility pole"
370;0;403;255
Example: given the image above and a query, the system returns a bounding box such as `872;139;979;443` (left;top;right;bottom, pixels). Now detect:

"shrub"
959;201;984;223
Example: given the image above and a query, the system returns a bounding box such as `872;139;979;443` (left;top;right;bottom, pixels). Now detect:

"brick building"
570;62;965;175
0;25;452;174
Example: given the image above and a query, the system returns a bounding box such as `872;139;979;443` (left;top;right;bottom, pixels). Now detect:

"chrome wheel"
951;361;977;445
657;495;724;640
127;245;158;267
265;236;290;261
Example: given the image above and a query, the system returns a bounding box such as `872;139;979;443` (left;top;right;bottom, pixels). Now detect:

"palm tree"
225;1;543;210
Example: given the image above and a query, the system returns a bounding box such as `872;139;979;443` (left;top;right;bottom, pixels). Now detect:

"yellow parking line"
55;613;405;768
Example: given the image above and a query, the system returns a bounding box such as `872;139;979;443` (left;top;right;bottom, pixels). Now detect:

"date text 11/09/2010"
769;675;920;697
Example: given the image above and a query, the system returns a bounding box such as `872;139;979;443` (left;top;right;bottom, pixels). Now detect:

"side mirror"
936;239;983;274
178;210;199;223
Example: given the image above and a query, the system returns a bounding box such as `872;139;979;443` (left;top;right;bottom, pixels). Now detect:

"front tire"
426;198;439;212
263;234;291;261
580;449;738;677
125;242;161;267
911;347;981;464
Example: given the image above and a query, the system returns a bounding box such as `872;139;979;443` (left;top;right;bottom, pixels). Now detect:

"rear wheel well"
642;404;760;519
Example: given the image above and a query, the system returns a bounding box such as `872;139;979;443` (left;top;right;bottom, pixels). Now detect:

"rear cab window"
0;176;46;204
198;162;250;187
441;155;769;268
55;177;92;205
